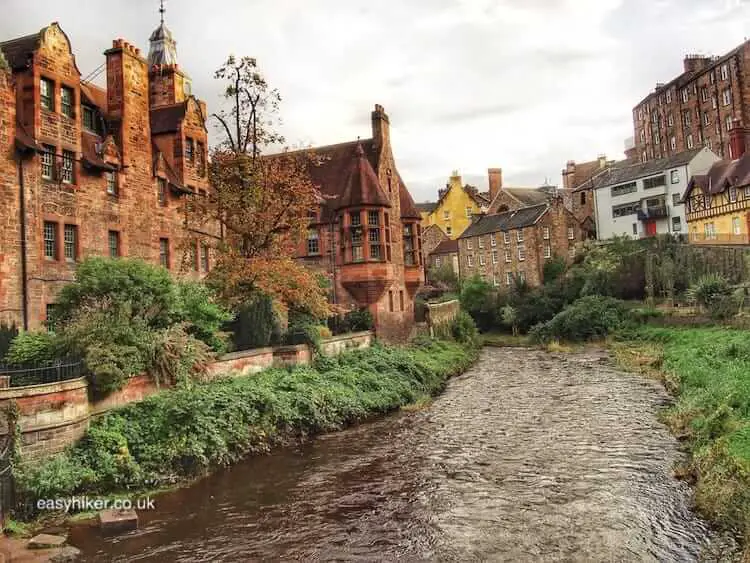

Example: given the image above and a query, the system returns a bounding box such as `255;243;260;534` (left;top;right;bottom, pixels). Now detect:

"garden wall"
0;331;374;461
426;300;460;336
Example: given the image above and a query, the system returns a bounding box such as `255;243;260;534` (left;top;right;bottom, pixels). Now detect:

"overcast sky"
2;0;749;202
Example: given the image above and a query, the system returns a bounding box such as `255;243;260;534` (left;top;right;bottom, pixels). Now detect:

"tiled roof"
430;238;459;255
589;149;703;190
503;187;549;206
0;30;42;71
460;203;549;239
80;82;107;113
81;131;115;171
335;143;391;210
416;202;437;213
685;153;750;199
150;103;186;134
398;172;422;219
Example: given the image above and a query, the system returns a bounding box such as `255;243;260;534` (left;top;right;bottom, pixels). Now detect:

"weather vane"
159;0;165;24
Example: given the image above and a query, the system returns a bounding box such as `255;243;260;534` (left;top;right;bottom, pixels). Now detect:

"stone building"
683;121;750;244
0;20;214;330
632;40;750;163
293;105;424;342
561;154;616;238
426;238;459;277
457;197;581;288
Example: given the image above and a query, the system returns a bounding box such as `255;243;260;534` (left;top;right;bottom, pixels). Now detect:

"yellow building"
684;153;750;244
417;171;491;239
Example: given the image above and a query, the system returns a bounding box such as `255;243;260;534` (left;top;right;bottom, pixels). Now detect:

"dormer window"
185;138;194;162
40;78;54;111
61;87;74;118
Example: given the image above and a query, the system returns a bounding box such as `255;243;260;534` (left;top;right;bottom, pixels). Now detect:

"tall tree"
195;55;330;318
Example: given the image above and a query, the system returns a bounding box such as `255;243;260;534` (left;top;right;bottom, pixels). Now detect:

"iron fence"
0;358;84;387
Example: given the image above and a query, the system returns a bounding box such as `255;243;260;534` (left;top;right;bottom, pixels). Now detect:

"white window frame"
670;137;676;151
61;150;74;184
518;245;525;261
667;113;674;127
490;233;497;247
666;90;672;103
729;187;738;202
733;216;741;235
41;145;55;180
467;239;473;250
687;134;694;150
726;115;734;132
478;236;484;249
721;64;729;81
516;230;523;243
672;216;681;232
505;272;513;286
503;232;510;245
467;255;474;267
492;250;497;264
479;254;486;266
682;89;689;103
722;89;731;106
543;243;551;259
567;227;574;240
504;248;511;263
542;226;550;240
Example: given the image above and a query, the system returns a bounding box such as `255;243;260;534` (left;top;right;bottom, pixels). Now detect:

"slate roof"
416;202;437;213
460;203;549;239
335;143;391;210
430;238;459;255
398;172;422;219
503;187;549;206
587;149;703;191
0;31;42;71
684;153;750;200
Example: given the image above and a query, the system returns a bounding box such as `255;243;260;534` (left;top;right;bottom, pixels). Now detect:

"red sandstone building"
0;21;214;330
633;40;750;163
294;105;424;341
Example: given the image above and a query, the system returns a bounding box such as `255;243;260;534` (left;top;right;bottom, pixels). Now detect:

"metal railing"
0;358;84;388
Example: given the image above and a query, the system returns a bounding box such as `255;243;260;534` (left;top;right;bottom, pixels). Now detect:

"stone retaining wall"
0;331;374;460
426;300;460;336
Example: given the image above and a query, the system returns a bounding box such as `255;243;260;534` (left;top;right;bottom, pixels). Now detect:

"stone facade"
458;198;581;288
0;22;215;330
633;41;750;163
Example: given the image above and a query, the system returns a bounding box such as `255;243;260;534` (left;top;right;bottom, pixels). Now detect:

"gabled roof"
503;188;549;206
589;149;704;191
430;238;459;255
416;202;437;213
460;203;549;239
0;31;42;71
335;143;391;210
684;153;750;200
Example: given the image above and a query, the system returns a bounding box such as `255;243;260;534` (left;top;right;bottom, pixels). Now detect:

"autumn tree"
195;55;330;318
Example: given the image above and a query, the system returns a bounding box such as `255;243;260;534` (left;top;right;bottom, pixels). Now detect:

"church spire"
148;0;178;66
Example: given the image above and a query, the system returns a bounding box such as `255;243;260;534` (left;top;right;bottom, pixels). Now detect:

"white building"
581;148;719;240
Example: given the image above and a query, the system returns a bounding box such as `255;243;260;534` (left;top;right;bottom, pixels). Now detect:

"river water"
70;347;730;562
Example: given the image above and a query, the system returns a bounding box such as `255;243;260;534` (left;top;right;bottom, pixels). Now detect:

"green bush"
687;273;731;309
228;293;280;350
459;276;497;332
530;295;631;343
174;282;232;353
0;323;18;361
83;343;143;398
16;340;479;503
450;311;479;346
5;332;62;365
147;324;213;387
542;256;567;284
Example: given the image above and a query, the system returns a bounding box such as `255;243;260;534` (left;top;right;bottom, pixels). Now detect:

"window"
467;239;473;250
479;254;486;266
43;221;57;260
399;290;404;312
491;250;497;264
729;187;738;203
307;230;320;255
518;245;525;261
643;175;666;189
185;138;194;162
726;115;734;132
580;192;586;205
467;255;473;267
745;186;750;199
159;238;170;268
641;152;647;163
41;145;55;179
672;193;681;206
506;272;513;286
466;206;473;218
640;129;645;142
196;141;205;174
446;226;452;236
682;89;689;103
403;224;416;266
478;236;484;249
443;210;450;220
687;134;694;150
190;243;199;271
654;131;660;144
721;64;729;81
61;150;74;183
671;216;682;232
158;178;167;207
369;227;381;260
490;233;496;247
503;232;510;245
493;273;499;287
701;87;708;102
712;96;718;109
544;243;551;259
61;86;74;118
666;90;672;103
733;216;741;235
703;112;710;126
516;230;523;243
683;111;691;126
200;243;209;272
389;291;394;312
611;182;637;197
612;202;640;218
368;210;379;226
667;113;674;127
108;231;120;258
567;227;574;240
106;171;117;196
670;136;676;151
40;78;54;110
632;223;638;235
704;194;712;208
542;226;550;240
63;224;77;262
637;108;643;121
46;304;58;332
670;170;680;184
722;89;732;106
518;271;526;283
504;248;511;263
82;106;95;131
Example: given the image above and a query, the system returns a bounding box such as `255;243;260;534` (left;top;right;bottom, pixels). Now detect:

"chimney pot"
488;167;503;201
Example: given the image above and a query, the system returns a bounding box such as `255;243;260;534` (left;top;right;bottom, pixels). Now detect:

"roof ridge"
0;31;41;48
266;138;373;158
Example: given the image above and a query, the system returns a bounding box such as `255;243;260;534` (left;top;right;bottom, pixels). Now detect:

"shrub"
0;323;18;361
147;324;213;387
459;276;497;332
428;263;459;290
5;332;62;365
174;282;232;353
343;308;374;332
450;311;479;346
227;293;279;350
529;295;630;343
687;273;732;310
84;343;143;398
543;256;567;284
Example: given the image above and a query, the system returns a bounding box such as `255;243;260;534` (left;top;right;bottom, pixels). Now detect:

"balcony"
637;205;668;220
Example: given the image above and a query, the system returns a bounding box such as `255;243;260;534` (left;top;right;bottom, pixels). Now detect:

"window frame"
518;244;526;261
43;221;58;261
40;77;54;111
61;149;75;184
63;224;77;262
158;178;168;207
544;243;551;259
41;145;55;180
307;229;321;256
108;230;120;258
106;171;118;196
60;86;74;118
159;238;170;269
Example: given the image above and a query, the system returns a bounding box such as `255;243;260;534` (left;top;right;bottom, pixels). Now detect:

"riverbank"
612;326;750;559
12;337;479;523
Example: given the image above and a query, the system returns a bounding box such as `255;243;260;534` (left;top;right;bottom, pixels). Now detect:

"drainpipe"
17;159;29;331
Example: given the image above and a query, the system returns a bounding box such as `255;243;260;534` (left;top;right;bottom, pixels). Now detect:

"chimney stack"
371;104;390;152
488;168;503;201
597;154;607;169
729;118;748;160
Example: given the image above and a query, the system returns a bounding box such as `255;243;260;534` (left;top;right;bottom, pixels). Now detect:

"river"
69;347;731;562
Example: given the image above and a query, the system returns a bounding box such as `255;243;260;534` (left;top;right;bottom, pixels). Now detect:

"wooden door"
645;220;657;237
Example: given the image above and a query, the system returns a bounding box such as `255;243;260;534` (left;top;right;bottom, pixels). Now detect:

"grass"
613;326;750;556
12;338;479;520
482;332;531;347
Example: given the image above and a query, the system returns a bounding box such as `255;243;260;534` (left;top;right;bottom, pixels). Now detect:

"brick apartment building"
293;105;424;342
457;197;581;288
0;21;214;330
633;40;750;163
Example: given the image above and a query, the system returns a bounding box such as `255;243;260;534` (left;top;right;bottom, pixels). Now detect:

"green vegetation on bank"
14;334;479;516
614;326;750;553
